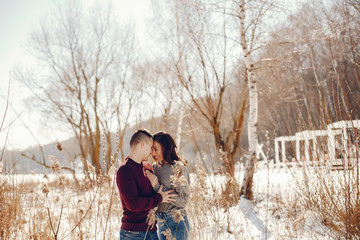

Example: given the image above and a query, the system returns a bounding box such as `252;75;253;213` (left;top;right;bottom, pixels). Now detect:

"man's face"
142;138;153;161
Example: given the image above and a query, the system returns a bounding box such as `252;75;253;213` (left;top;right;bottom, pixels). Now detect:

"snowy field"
187;165;332;240
0;163;348;239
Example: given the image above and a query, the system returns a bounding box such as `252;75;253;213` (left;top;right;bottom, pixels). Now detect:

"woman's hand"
145;170;158;187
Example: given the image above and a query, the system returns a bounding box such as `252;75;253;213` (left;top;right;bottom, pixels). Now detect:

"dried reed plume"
49;155;62;172
146;206;158;229
171;209;184;223
42;183;50;196
170;162;188;188
161;228;175;240
87;160;96;174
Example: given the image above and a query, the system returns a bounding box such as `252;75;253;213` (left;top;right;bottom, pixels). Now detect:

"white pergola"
327;120;360;162
275;130;329;163
274;120;360;164
274;135;297;164
295;130;329;162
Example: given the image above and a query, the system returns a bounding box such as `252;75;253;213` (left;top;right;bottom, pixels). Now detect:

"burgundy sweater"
116;158;162;232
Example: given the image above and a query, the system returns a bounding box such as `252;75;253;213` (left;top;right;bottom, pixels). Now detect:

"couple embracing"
116;129;190;240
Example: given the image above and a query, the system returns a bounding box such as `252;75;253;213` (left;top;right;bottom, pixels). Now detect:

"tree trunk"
239;0;258;200
240;62;258;200
240;152;256;200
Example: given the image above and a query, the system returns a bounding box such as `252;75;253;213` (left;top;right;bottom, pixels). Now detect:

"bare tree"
152;0;248;180
16;0;138;176
261;0;360;127
151;0;282;200
133;59;182;133
251;0;360;167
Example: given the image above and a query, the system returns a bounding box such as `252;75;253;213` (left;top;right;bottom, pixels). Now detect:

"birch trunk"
239;0;258;200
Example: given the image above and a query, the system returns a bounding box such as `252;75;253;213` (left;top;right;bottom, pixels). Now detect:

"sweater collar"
128;158;142;167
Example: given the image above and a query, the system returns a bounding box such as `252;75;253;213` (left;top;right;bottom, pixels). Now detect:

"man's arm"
116;167;162;212
145;170;178;203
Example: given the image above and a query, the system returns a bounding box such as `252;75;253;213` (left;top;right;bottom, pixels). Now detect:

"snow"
1;165;335;239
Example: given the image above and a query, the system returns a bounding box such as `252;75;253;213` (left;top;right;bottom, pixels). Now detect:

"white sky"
0;0;151;150
0;0;306;151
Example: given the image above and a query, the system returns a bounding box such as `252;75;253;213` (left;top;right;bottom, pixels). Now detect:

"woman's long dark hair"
153;132;179;164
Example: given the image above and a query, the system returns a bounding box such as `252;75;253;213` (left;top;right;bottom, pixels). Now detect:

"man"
116;129;176;240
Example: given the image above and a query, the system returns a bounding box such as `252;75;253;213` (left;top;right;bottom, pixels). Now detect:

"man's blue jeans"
120;229;159;240
157;212;190;240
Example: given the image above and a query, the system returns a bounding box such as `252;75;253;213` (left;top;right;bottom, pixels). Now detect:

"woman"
145;132;190;240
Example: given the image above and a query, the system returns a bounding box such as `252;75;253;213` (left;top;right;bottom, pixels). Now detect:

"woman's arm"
171;166;190;208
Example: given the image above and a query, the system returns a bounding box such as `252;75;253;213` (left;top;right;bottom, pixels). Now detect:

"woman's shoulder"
173;161;190;175
152;162;166;173
174;160;189;169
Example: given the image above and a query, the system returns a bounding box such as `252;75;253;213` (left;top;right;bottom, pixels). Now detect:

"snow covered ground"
186;164;334;240
1;164;336;239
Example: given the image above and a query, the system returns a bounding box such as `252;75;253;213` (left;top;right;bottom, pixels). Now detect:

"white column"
343;127;348;169
313;138;317;161
275;139;279;164
281;140;286;162
296;138;300;161
327;128;335;161
305;138;310;162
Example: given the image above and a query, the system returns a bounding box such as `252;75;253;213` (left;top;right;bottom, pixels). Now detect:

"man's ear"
140;141;145;148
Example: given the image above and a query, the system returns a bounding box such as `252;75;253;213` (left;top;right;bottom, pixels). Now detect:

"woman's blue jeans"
120;229;159;240
156;212;190;240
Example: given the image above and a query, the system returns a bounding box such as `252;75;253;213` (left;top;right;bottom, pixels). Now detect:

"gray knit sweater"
152;162;190;214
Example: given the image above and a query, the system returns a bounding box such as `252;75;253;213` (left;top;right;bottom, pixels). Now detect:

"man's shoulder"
117;162;133;177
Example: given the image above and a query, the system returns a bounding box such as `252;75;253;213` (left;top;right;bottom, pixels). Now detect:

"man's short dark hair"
130;129;153;147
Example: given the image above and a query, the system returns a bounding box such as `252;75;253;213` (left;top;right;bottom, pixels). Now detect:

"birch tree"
235;0;276;200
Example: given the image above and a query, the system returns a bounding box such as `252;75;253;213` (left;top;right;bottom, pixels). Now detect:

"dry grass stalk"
161;228;175;240
298;164;360;239
49;155;62;173
42;183;50;196
146;207;158;229
221;173;240;208
0;166;124;239
0;180;22;239
170;162;188;189
171;210;184;223
87;160;96;175
187;161;247;239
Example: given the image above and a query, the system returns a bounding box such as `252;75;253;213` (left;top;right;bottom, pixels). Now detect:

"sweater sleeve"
153;183;161;192
171;166;190;208
116;166;162;212
152;163;161;192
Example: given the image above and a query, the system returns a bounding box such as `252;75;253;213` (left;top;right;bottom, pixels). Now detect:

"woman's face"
152;141;164;164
